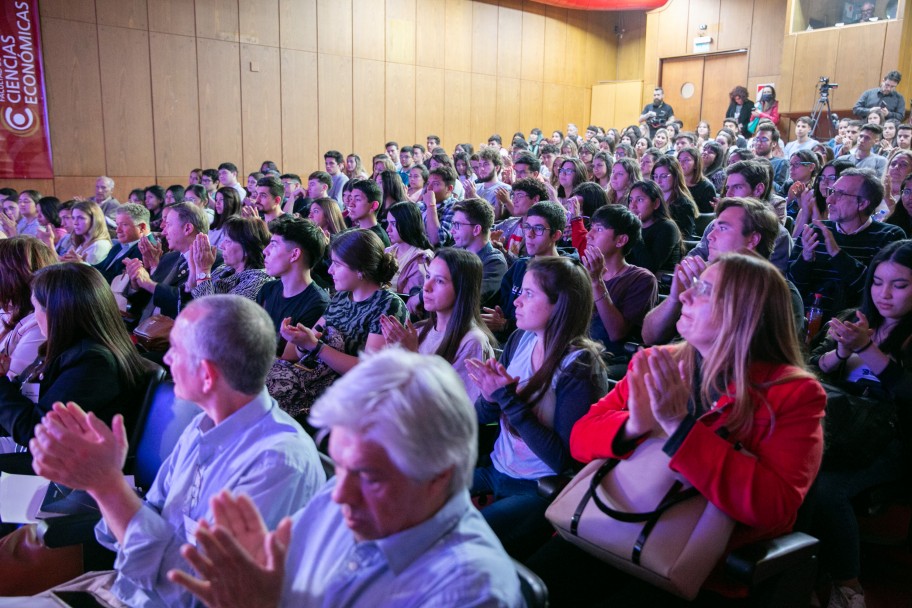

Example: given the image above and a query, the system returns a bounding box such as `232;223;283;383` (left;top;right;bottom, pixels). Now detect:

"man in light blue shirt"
31;295;325;607
170;349;524;608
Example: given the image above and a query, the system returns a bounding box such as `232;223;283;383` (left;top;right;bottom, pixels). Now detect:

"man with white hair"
93;176;121;222
170;349;523;608
29;295;325;605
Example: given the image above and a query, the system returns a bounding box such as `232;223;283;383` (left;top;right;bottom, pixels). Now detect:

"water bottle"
805;293;824;345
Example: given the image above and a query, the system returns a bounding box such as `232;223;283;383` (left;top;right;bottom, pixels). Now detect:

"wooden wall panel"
654;0;689;59
241;45;282;175
148;0;196;36
280;50;319;174
444;0;473;73
318;54;354;154
542;82;564;133
565;86;590;128
495;78;521;138
789;30;839;111
102;176;158;203
353;0;386;60
542;6;568;82
834;23;888;111
96;0;148;30
415;0;446;68
660;57;703;132
470;74;497;145
471;1;499;76
565;10;589;86
150;33;200;177
616;11;647;84
386;0;416;65
197;38;243;168
881;20;902;84
590;84;616;129
353;59;387;158
240;0;280;46
414;67;446;146
98;26;155;177
586;12;616;84
749;0;787;78
279;0;317;51
519;80;544;133
702;52;748;132
615;80;645;126
316;0;352;56
443;70;471;147
717;0;753;50
385;62;416;144
686;0;719;47
41;18;106;176
520;1;546;82
7;179;56;198
776;34;798;111
497;1;523;80
39;0;95;22
195;0;240;42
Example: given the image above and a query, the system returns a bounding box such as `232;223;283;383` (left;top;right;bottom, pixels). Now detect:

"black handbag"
821;380;897;470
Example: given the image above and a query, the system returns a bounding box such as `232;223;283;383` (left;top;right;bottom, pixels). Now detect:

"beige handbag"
545;437;735;600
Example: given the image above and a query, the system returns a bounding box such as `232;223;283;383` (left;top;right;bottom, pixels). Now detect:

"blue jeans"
472;465;553;560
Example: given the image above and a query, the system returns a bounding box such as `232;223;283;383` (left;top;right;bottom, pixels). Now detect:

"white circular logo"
4;107;35;133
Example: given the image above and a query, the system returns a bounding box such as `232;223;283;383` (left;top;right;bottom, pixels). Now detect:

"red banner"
0;0;52;178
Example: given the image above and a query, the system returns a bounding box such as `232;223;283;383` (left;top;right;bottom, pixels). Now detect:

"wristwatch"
196;272;211;281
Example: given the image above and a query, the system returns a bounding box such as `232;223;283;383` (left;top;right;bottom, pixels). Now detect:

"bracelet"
853;340;874;355
594;290;608;303
834;349;849;361
310;340;325;359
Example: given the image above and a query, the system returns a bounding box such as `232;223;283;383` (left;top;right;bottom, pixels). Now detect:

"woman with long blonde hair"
63;200;112;265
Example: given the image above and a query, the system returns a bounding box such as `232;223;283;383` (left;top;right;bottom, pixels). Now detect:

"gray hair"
181;295;277;395
167;201;209;235
99;175;114;189
116;203;150;227
309;349;477;495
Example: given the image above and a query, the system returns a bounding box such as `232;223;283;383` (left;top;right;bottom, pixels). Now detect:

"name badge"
21;382;39;404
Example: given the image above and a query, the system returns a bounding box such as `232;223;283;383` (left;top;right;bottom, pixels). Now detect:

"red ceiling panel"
529;0;667;10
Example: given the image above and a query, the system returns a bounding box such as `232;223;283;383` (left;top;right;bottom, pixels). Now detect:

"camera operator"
853;70;906;123
639;87;676;139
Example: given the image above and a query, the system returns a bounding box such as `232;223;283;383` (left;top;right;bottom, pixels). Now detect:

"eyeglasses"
558;168;576;175
818;174;839;183
789;161;815;168
522;223;552;236
690;277;713;298
826;187;864;201
451;220;477;230
754;137;771;143
652;172;672;181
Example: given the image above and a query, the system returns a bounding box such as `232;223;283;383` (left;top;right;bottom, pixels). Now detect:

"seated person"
580;205;658;359
0;263;148;448
381;247;496;402
62;200;113;265
451;198;508;306
527;253;826;606
266;229;407;421
189;216;273;301
492;177;549;263
23;295;325;602
625;179;683;274
468;257;610;559
651;155;699;239
677;146;717;213
170;349;523;607
384;202;433;299
346;179;391;247
418;165;459;247
93;204;152;285
0;237;56;380
484;201;568;341
643;197;803;345
804;240;912;608
789;168;906;321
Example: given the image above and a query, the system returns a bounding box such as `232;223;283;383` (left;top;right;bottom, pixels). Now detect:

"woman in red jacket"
527;252;827;606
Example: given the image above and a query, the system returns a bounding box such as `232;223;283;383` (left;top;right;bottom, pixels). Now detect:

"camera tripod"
809;87;836;139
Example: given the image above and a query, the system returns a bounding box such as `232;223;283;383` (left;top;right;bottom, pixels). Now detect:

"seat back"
512;558;549;608
695;212;715;237
131;380;200;493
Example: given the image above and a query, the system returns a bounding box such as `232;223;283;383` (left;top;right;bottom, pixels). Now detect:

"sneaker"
827;585;866;608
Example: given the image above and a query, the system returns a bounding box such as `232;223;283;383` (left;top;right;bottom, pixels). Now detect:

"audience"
189;216;273;301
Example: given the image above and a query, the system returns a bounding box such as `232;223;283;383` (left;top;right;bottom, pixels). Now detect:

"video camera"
819;77;839;94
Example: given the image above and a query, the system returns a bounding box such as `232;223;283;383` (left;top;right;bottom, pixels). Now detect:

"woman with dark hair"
376;169;408;221
144;186;166;232
606;157;641;206
886;175;912;235
626;179;683;273
183;184;214;225
188;168;203;186
791;158;854;238
466;256;609;559
453;150;474;182
725;85;756;138
266;229;407;419
0;263;148;446
591;151;612;191
701;140;727;193
454;142;474;156
695;120;712;148
308;196;346;242
882;149;912;216
247;171;264;196
128;189;145;205
0;237;56;380
36;196;67;246
550;130;564;146
164;184;185;207
807;239;912;607
260;160;279;174
406;164;429;203
677;146;717;213
209;186;243;248
381;247;496;401
528;253;825;606
568;181;609;219
384;202;432;298
751;85;780;129
634;137;649;160
651;155;699;238
783;149;821;217
613;142;635;160
578;143;598;173
189;216;273;301
638;147;661;181
556;157;589;201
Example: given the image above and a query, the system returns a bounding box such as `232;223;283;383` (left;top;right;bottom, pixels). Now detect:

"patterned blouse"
191;266;274;301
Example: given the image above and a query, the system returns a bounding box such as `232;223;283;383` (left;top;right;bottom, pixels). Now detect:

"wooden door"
659;52;748;134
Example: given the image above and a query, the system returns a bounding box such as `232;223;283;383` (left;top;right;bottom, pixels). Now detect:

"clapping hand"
191;233;217;273
466;357;518;402
138;236;162;270
279;317;321;352
828;311;874;354
379;314;419;351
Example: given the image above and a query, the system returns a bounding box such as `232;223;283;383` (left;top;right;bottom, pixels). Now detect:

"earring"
358;271;363;280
